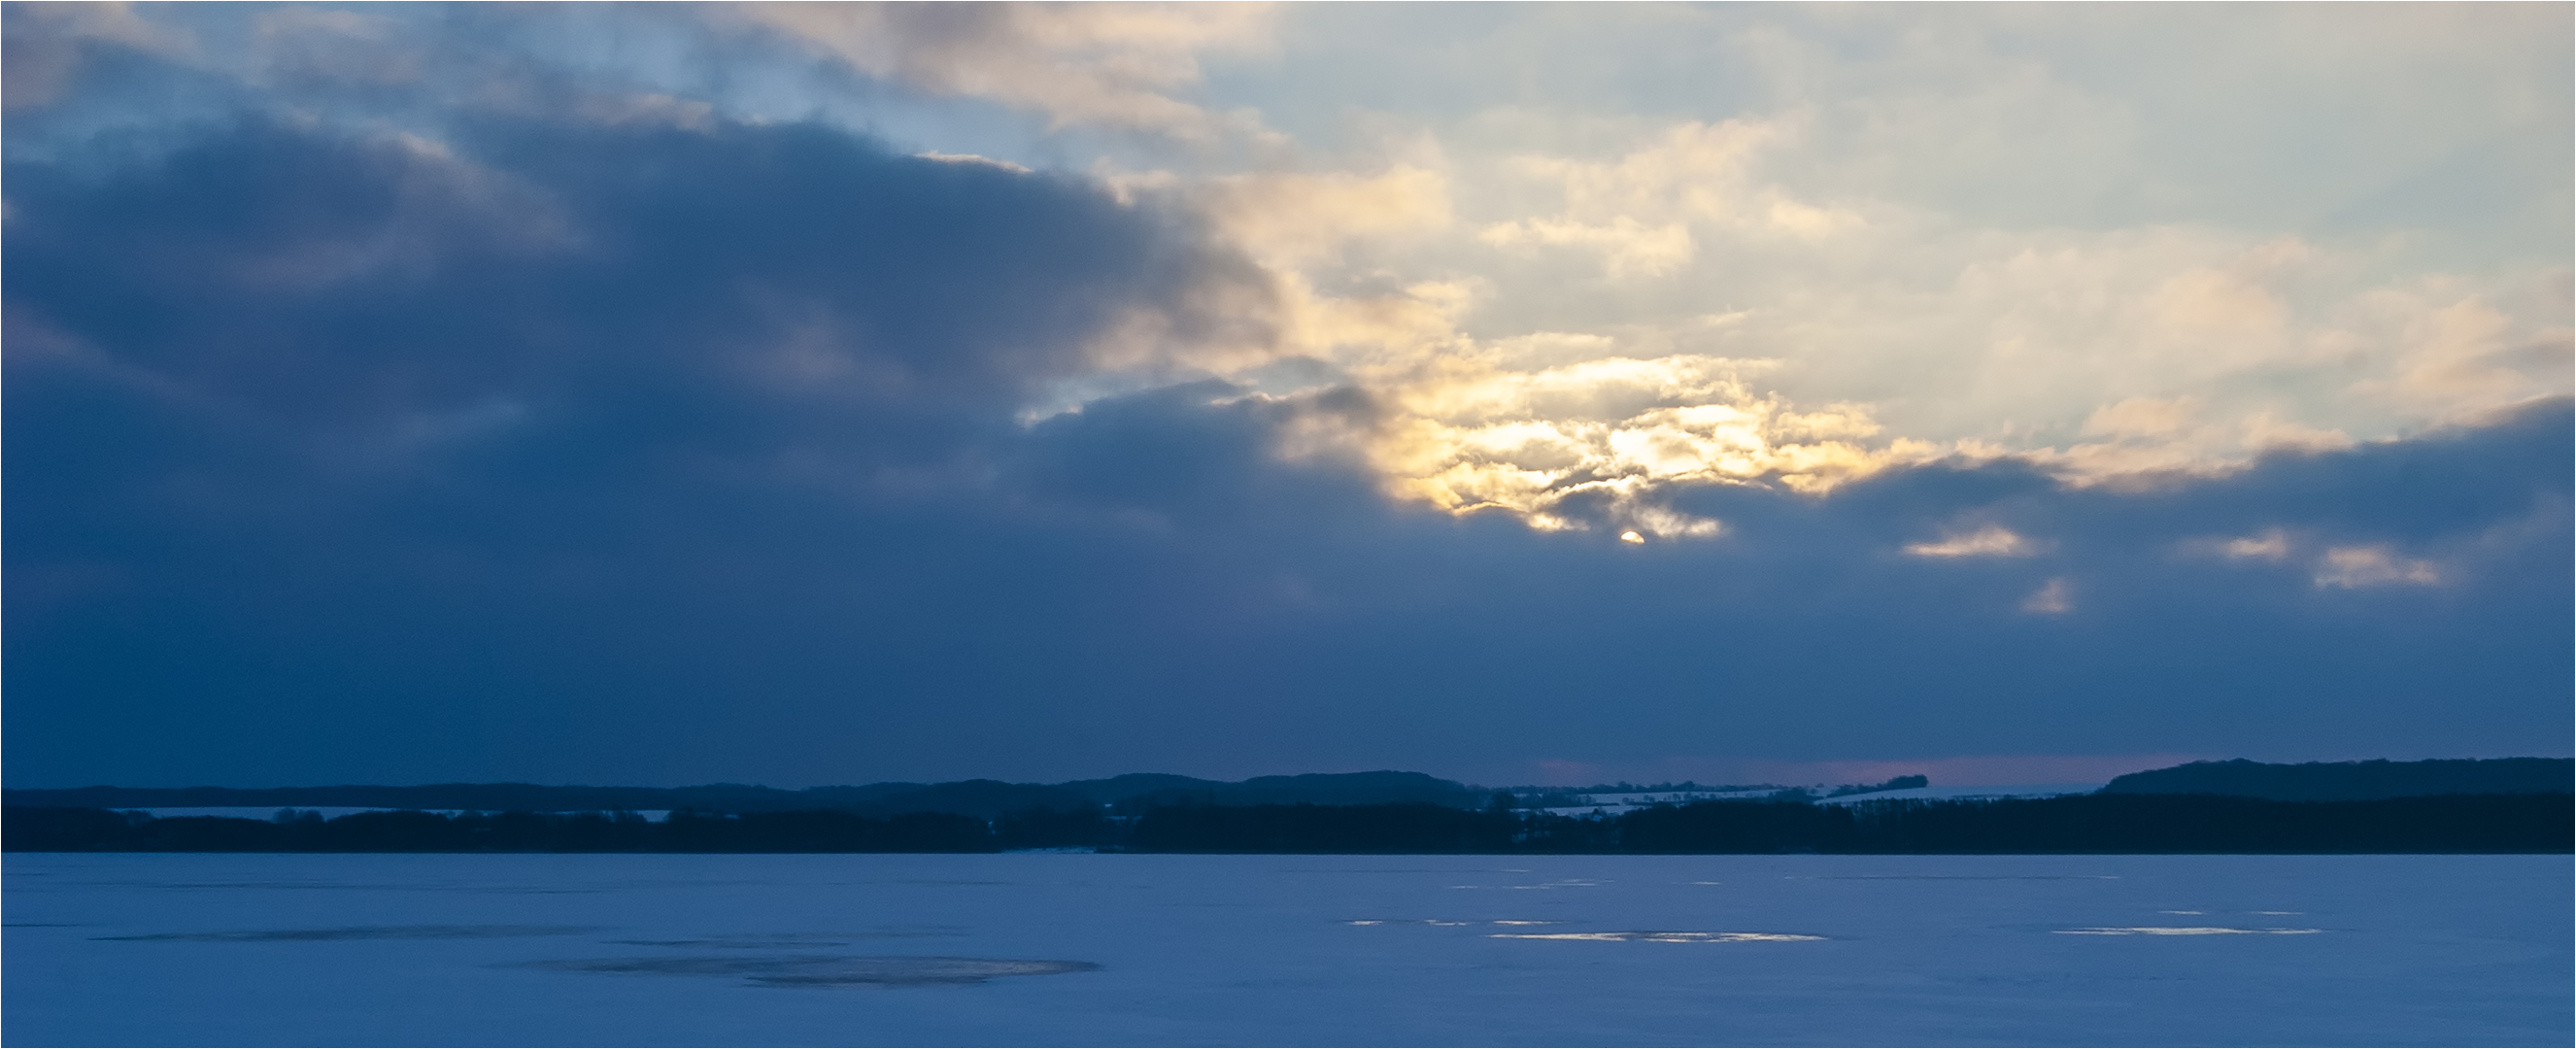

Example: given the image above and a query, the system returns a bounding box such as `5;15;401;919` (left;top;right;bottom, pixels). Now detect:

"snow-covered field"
6;852;2566;1046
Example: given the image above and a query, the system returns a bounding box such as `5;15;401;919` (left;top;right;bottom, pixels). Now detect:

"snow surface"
5;852;2567;1046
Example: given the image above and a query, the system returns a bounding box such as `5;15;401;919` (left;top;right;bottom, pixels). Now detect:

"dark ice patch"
102;925;593;941
611;937;857;949
610;929;963;948
127;882;406;890
524;954;1101;987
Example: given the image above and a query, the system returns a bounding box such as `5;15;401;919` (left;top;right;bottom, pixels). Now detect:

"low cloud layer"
4;6;2566;788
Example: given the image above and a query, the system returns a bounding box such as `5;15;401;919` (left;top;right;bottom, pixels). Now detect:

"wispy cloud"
730;2;1276;140
1906;525;2035;558
2314;546;2442;590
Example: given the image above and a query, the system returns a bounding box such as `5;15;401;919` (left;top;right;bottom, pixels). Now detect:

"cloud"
2081;396;2201;441
2018;577;2074;614
1340;353;1943;530
251;6;423;88
1906;525;2035;558
916;151;1033;174
2216;530;2291;561
730;2;1275;139
1193;165;1453;269
1474;118;1857;280
1;7;2566;791
2313;546;2442;590
2;1;192;111
2357;290;2575;420
1479;217;1696;281
2;109;1275;530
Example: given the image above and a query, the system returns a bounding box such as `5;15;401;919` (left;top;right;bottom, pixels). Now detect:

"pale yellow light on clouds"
1907;525;2036;558
2353;286;2576;419
731;5;2569;537
1200;165;1453;269
1477;118;1860;280
2221;530;2291;561
1226;131;2560;530
1341;352;1942;533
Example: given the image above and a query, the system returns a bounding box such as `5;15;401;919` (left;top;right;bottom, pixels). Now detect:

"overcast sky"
6;2;2567;789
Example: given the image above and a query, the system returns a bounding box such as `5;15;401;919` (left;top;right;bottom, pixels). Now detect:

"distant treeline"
17;759;2561;819
8;793;2567;854
0;770;1483;821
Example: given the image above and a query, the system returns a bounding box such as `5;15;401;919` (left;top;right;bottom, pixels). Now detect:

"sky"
4;2;2568;790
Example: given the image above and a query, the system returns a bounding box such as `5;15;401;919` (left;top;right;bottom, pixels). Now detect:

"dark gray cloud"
4;34;2566;789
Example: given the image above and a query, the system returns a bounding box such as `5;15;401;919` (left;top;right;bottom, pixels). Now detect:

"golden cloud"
1324;353;1946;533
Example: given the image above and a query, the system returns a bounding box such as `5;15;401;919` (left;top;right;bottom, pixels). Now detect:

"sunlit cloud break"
708;4;2569;534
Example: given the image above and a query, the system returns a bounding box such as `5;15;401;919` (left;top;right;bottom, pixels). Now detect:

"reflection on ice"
1490;931;1827;943
1344;919;1493;927
2055;927;2322;936
524;955;1100;987
1449;878;1610;890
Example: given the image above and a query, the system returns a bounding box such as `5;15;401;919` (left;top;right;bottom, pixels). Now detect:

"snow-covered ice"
5;852;2566;1046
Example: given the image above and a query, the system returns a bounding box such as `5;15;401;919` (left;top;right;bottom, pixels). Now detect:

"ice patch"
1809;875;2118;881
2054;927;2322;936
1345;919;1490;927
523;955;1100;988
1489;931;1826;943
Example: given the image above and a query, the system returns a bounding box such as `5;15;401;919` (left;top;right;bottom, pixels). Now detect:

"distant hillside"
0;770;1483;819
2101;759;2573;801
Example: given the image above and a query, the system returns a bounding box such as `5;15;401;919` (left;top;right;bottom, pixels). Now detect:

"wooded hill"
2100;758;2571;801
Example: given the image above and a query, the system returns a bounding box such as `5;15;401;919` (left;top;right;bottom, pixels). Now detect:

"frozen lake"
6;852;2567;1046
